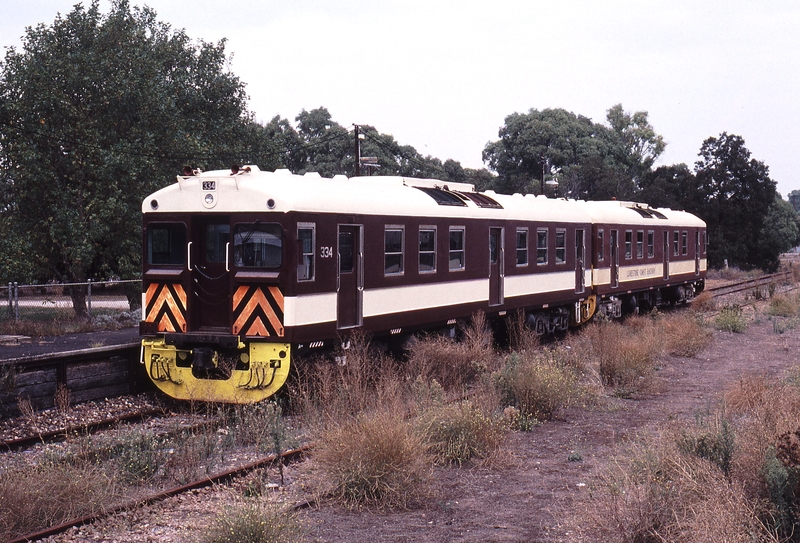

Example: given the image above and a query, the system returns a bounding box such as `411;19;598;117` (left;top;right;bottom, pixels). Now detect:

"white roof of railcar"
579;200;706;228
142;166;593;223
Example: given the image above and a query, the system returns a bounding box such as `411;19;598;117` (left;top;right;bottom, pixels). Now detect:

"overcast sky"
3;1;800;196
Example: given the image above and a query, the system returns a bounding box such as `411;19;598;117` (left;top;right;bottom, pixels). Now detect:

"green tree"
482;107;634;199
606;103;665;190
755;196;800;270
638;163;699;211
787;190;800;213
0;0;260;316
693;133;777;270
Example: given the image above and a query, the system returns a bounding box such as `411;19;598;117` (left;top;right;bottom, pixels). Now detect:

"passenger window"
419;228;436;273
673;231;680;256
555;229;566;264
636;231;644;259
537;229;548;265
385;227;404;275
297;225;315;281
682;231;688;255
449;227;465;270
597;229;604;262
624;231;633;260
647;231;654;258
148;223;186;265
234;223;282;268
516;228;528;266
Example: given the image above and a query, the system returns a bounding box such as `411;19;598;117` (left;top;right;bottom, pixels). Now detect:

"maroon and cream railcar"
581;201;707;318
139;166;599;403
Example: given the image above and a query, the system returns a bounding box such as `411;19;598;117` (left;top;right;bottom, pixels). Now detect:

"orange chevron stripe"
158;312;176;333
268;285;284;311
145;284;186;332
245;318;269;336
232;286;283;337
233;285;248;309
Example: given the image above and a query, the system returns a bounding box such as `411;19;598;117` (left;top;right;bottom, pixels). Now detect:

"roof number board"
202;181;216;191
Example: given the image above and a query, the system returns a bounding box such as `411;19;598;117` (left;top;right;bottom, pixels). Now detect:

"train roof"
141;166;705;228
579;200;706;228
142;166;592;223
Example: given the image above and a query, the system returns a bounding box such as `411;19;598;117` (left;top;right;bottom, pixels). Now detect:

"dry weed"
312;408;432;509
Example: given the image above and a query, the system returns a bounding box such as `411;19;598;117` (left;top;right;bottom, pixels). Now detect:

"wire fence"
2;279;142;324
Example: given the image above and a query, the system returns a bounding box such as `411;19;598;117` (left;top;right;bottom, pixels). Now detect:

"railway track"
4;443;313;543
705;270;794;299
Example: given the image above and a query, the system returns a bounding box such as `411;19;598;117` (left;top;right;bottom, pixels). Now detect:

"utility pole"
354;124;361;177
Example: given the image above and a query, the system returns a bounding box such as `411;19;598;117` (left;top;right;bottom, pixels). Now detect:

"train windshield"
147;223;186;265
234;223;282;268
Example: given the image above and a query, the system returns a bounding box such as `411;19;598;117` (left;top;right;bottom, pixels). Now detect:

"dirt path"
302;312;800;543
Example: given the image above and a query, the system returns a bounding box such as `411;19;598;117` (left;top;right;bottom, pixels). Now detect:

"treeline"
0;0;796;306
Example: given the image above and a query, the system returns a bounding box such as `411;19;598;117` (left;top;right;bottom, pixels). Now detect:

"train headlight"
202;193;217;208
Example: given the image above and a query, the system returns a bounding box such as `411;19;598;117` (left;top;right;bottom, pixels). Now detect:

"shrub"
200;499;304;543
417;401;505;465
493;348;580;421
768;293;800;317
659;313;712;358
0;462;116;540
405;312;495;393
714;306;748;333
585;318;661;392
313;409;431;509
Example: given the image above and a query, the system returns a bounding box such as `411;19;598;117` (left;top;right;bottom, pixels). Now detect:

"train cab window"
233;223;282;268
147;223;186;265
449;227;465;270
636;231;644;259
682;231;688;255
516;228;529;266
703;231;708;254
597;229;604;262
624;231;633;260
673;231;680;256
555;229;566;264
206;224;230;263
419;228;436;273
385;227;404;275
647;231;655;258
297;225;315;281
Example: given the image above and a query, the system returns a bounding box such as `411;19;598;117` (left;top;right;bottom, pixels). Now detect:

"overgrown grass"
583;372;800;542
585;316;662;394
404;312;494;393
417;400;506;465
0;462;117;541
715;305;748;333
493;347;583;423
200;499;305;543
313;408;432;509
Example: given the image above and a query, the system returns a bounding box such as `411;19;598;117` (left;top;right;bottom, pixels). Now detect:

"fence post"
13;282;19;321
7;282;11;319
87;278;92;319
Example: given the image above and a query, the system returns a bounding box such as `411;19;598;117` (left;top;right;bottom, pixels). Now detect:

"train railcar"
139;166;706;403
581;201;706;318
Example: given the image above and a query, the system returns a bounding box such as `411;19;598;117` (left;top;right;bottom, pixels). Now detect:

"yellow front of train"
139;165;291;403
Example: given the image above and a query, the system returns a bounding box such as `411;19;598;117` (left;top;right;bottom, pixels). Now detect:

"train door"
695;231;701;275
663;230;670;280
489;227;504;306
610;229;619;288
191;216;231;330
337;225;363;329
575;229;585;294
